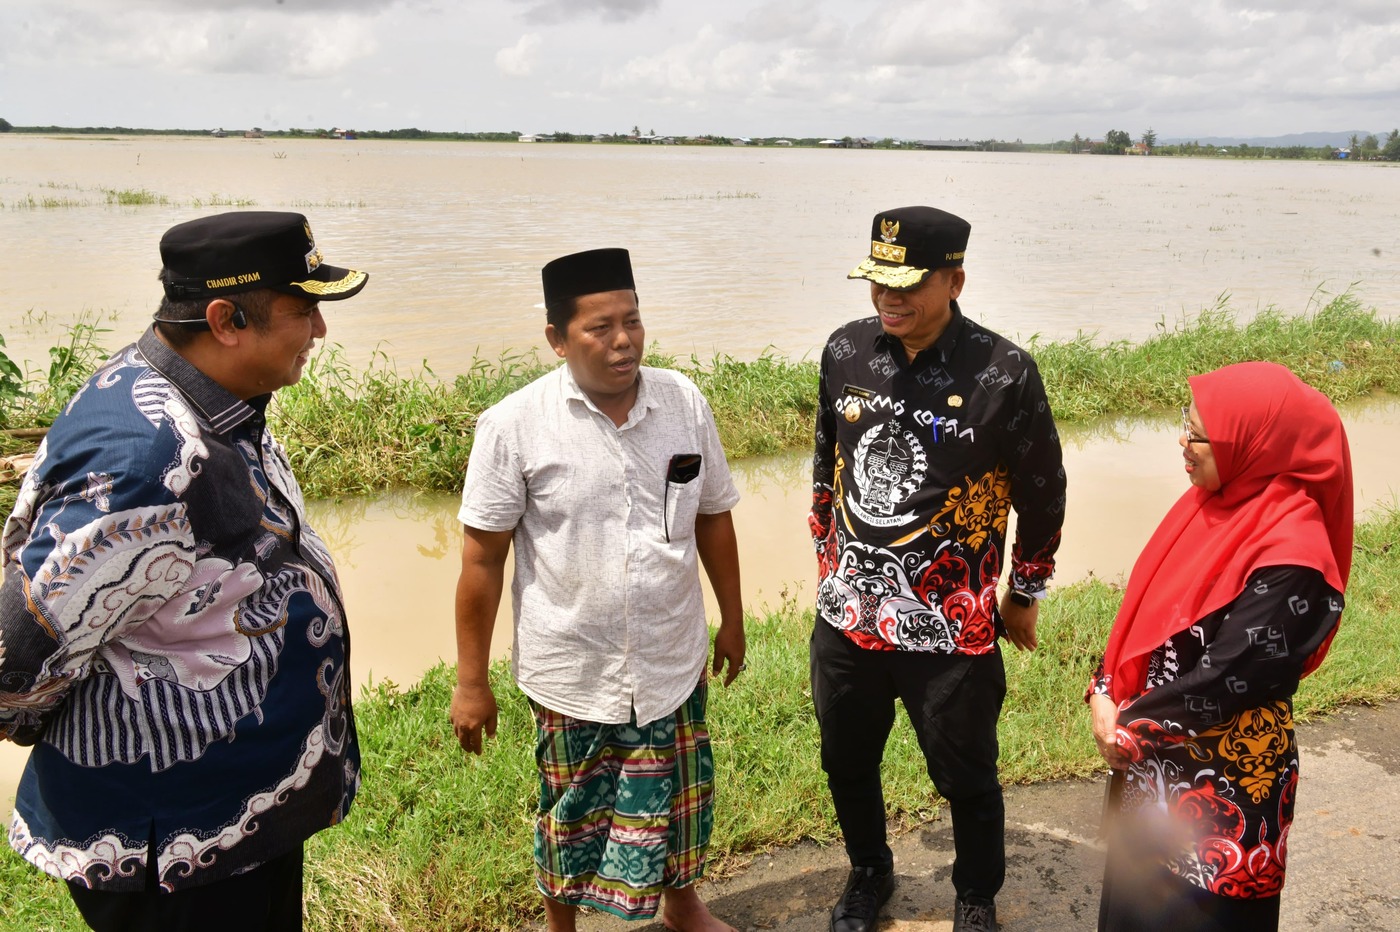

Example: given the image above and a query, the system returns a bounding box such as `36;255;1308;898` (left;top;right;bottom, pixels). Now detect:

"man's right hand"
451;682;499;755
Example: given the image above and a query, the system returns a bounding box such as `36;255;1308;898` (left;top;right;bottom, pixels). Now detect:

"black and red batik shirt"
810;304;1066;653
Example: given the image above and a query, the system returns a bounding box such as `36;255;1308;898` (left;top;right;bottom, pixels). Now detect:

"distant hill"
1160;130;1387;148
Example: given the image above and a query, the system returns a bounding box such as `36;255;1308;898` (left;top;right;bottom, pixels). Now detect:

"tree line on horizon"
3;117;1399;161
1053;127;1400;161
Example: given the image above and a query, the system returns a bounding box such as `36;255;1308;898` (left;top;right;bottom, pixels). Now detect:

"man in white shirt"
450;248;744;932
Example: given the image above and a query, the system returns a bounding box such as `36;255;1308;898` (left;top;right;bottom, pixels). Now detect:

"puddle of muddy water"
3;396;1397;806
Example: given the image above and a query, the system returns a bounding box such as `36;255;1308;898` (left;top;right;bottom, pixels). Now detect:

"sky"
1;0;1397;142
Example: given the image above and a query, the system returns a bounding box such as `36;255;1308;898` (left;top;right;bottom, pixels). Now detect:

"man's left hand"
711;623;746;686
1000;593;1039;651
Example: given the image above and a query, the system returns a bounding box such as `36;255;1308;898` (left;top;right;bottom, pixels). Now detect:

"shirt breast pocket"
663;453;702;543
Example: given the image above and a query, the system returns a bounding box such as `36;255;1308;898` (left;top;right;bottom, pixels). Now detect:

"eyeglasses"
1180;406;1210;445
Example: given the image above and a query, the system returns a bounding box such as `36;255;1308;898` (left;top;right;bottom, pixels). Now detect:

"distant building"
818;139;840;147
732;137;751;146
774;139;793;146
518;134;539;142
914;139;976;150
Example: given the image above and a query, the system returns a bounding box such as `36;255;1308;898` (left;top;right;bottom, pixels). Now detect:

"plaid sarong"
530;681;714;919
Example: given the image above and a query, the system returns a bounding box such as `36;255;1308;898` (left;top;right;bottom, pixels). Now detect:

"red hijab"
1101;362;1353;703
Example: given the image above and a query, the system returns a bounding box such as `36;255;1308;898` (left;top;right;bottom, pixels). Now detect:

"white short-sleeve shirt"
458;365;741;725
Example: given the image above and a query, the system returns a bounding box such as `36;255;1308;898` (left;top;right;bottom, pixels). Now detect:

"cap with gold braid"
159;211;368;302
848;206;970;292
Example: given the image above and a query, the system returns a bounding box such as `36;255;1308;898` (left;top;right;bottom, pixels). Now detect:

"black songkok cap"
848;206;971;292
541;248;635;306
159;211;368;301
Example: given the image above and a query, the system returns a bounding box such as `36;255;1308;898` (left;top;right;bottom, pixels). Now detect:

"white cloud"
1;2;381;77
1;0;1396;139
496;33;542;77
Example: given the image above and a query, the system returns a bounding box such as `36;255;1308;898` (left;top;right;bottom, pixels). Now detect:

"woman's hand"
1090;693;1129;770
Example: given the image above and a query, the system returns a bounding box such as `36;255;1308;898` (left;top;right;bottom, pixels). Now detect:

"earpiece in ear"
231;306;248;329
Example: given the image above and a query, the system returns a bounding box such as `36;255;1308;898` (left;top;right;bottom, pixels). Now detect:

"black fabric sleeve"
1006;361;1066;591
1118;565;1343;749
809;345;837;546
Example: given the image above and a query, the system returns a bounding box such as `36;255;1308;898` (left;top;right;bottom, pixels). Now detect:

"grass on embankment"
266;290;1400;499
2;292;1398;506
270;346;821;500
6;508;1396;931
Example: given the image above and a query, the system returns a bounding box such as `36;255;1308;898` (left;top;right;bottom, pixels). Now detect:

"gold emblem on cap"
880;219;900;244
844;401;862;422
948;394;964;408
870;242;908;264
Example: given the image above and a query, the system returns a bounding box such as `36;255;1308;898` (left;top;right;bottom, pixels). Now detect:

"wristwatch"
1007;589;1035;609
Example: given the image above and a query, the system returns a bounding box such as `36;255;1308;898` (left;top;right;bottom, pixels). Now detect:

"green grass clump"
273;348;555;498
1033;291;1400;420
2;291;1397;506
272;290;1398;500
101;187;168;206
274;346;818;500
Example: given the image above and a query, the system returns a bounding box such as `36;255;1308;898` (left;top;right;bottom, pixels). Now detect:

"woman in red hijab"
1089;361;1353;932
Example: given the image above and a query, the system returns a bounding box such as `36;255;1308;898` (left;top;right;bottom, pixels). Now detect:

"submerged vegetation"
1;183;257;211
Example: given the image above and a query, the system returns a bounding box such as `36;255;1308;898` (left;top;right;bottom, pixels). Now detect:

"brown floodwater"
1;135;1396;375
5;396;1397;805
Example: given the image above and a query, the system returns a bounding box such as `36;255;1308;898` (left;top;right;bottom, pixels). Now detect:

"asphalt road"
581;700;1400;931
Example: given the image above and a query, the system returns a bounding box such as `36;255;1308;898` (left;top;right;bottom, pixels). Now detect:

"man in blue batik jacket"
0;212;368;931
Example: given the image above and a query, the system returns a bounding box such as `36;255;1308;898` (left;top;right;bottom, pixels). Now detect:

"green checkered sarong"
530;681;713;919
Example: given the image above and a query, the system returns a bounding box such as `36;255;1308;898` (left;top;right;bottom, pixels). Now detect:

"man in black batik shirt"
809;206;1066;932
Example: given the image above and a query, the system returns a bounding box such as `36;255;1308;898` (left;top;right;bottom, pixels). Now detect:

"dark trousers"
67;844;304;932
810;620;1007;902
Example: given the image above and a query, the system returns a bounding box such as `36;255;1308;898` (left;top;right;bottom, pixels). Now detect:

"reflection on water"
3;406;1398;809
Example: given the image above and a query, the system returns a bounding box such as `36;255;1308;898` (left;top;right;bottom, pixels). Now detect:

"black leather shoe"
829;866;894;932
952;896;998;932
